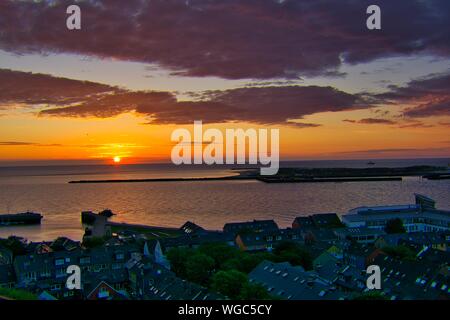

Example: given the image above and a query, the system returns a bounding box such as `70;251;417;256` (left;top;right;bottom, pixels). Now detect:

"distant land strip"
68;176;403;184
68;165;449;184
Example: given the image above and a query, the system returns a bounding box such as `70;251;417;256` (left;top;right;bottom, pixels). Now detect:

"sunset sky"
0;0;449;165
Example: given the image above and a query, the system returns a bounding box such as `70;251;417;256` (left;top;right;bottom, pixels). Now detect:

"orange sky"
0;1;449;165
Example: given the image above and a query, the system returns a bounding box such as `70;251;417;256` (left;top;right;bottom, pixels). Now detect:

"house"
86;280;128;300
50;237;81;252
373;254;449;300
13;241;140;298
292;216;315;229
313;252;341;282
179;221;206;235
127;257;221;300
311;213;343;228
235;228;303;252
158;232;235;253
375;232;450;251
223;219;279;235
248;260;347;300
312;252;366;292
292;213;342;230
343;245;380;270
333;265;367;293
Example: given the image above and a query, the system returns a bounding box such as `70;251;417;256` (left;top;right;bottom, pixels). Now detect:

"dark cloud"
375;72;450;118
42;85;368;125
0;0;449;79
336;147;449;155
397;121;434;128
403;99;450;118
342;118;395;125
0;69;116;106
0;69;370;125
0;141;62;147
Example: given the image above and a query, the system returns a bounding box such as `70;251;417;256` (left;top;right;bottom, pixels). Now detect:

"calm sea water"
0;158;449;241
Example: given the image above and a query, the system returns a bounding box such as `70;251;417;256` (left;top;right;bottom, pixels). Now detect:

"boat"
367;161;375;165
0;212;43;226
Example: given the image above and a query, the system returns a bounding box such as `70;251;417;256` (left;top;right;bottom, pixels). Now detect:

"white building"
342;194;450;233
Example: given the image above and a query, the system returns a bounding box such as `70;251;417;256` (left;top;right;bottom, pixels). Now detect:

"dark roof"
292;217;315;229
179;221;206;235
86;281;128;300
377;232;450;247
237;228;303;248
223;219;279;234
373;254;449;300
159;232;234;251
310;213;341;228
249;260;347;300
50;237;80;252
128;257;222;300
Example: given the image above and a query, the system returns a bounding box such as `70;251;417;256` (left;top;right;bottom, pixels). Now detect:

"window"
55;259;65;266
80;257;91;265
116;253;125;260
56;268;66;278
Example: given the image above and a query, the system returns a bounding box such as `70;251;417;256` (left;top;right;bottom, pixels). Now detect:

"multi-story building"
342;194;450;233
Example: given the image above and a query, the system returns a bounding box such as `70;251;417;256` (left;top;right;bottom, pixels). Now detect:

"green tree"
238;283;272;300
0;236;27;257
385;218;406;234
222;252;275;274
0;287;38;300
352;291;387;300
166;247;194;278
273;241;313;270
382;245;416;261
198;243;241;269
185;253;215;285
210;270;248;299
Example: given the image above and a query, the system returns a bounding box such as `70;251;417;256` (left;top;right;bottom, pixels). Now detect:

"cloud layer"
376;72;450;118
0;69;369;126
1;0;449;79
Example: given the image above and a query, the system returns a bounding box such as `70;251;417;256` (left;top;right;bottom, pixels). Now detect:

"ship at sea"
0;212;43;226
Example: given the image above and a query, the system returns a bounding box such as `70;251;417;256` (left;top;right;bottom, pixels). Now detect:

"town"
0;194;448;300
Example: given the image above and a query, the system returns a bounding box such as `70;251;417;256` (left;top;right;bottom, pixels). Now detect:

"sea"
0;158;449;242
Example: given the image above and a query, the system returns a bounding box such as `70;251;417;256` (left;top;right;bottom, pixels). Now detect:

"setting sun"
113;156;121;163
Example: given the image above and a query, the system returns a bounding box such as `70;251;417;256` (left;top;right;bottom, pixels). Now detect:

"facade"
342;194;450;233
334;227;386;244
12;243;139;299
235;228;304;251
